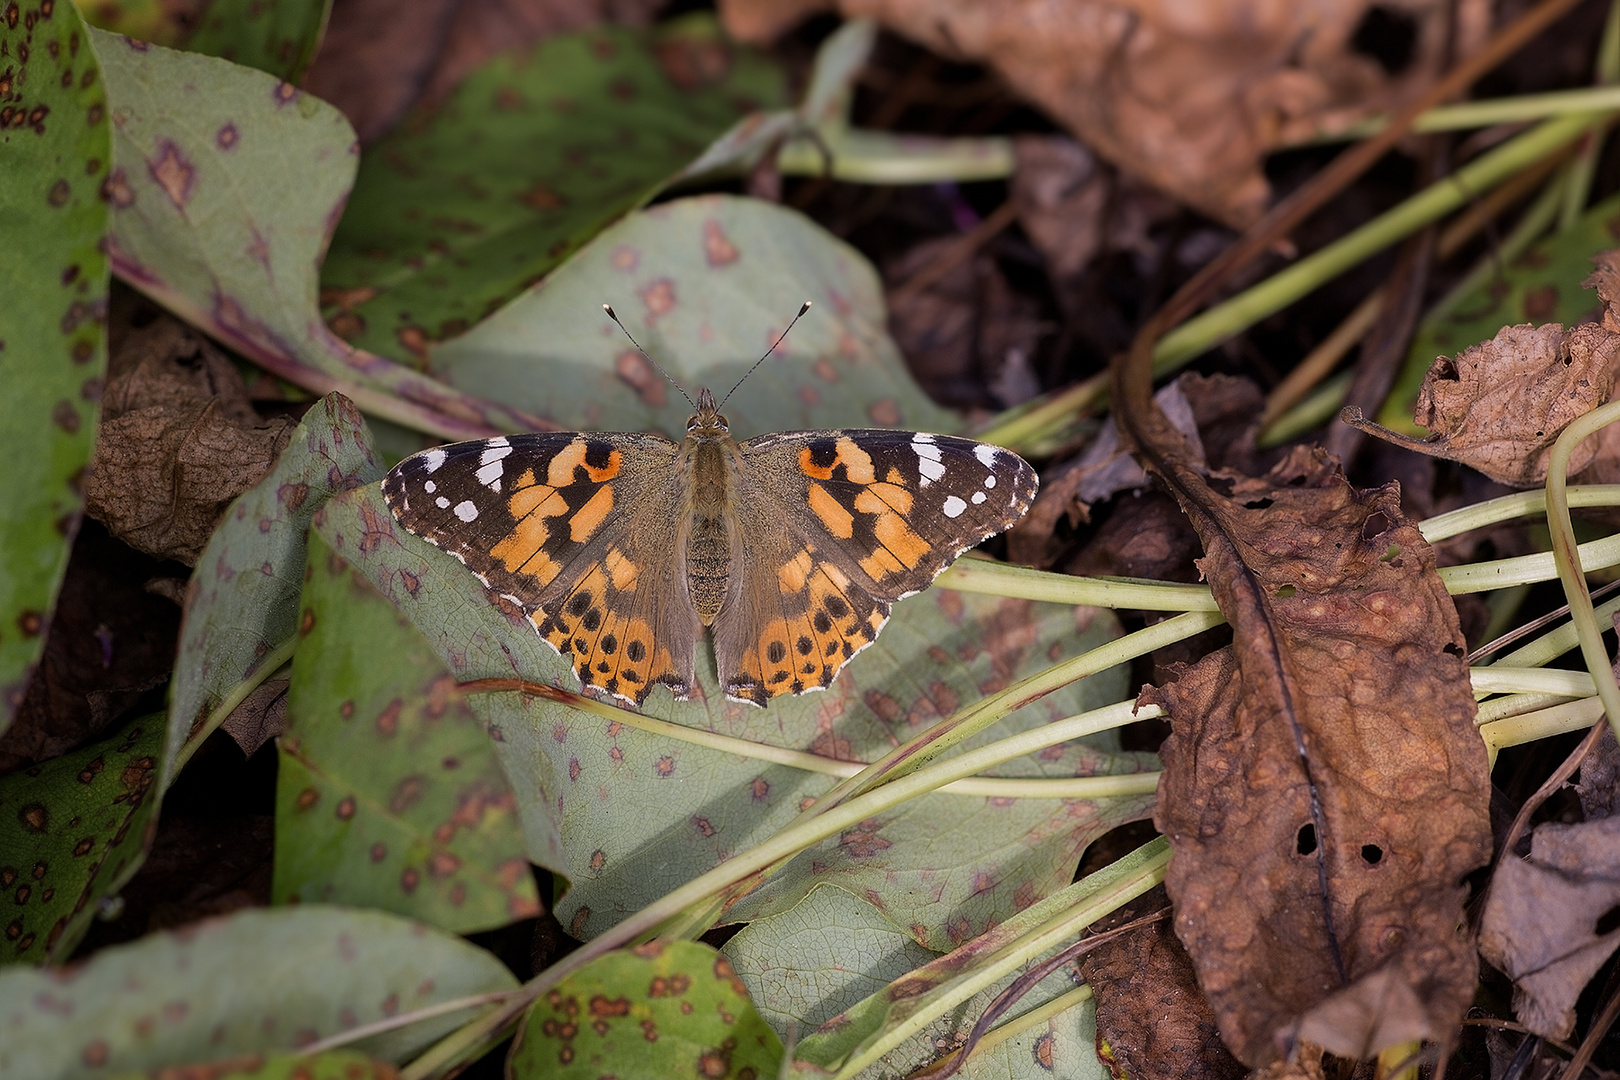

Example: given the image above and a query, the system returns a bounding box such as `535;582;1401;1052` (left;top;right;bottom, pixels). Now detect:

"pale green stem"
802;611;1224;815
1557;0;1620;229
776;128;1014;184
1480;695;1607;761
1471;667;1596;697
829;840;1170;1079
1154;114;1596;374
1545;400;1620;742
957;984;1095;1066
940;558;1219;610
1438;532;1620;594
168;637;296;782
1259;372;1354;448
399;702;1172;1080
1490;593;1620;672
1321;85;1620;141
296;990;523;1056
1421;485;1620;539
1477;691;1579;724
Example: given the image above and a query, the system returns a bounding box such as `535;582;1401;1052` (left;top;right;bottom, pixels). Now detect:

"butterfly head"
688;387;730;438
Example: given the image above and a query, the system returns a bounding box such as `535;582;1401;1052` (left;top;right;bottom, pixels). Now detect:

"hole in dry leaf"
1379;544;1402;563
1275;585;1295;598
1596;905;1620;936
1443;642;1463;658
1362;512;1390;540
1296;823;1318;856
1433;358;1458;382
1361;844;1384;865
1535;431;1545;438
1245;498;1274;510
1349;5;1418;75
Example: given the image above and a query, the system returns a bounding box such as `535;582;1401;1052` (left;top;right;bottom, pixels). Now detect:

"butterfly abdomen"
686;434;733;624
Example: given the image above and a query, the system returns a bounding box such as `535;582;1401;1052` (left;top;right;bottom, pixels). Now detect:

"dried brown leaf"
83;314;295;566
1576;728;1620;821
720;0;1486;226
1144;448;1491;1067
1080;885;1246;1080
220;677;289;758
1479;816;1620;1040
1404;320;1620;486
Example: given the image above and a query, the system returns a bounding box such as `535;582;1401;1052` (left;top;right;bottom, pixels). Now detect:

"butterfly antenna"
601;303;696;411
718;300;813;409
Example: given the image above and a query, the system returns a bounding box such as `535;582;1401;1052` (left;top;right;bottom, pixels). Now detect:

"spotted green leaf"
0;712;161;966
86;29;539;440
430;193;959;437
275;530;540;933
313;483;1153;949
166;393;382;789
74;0;330;82
0;905;518;1077
320;15;787;365
106;1050;394;1080
0;0;110;735
1381;191;1620;434
508;939;782;1080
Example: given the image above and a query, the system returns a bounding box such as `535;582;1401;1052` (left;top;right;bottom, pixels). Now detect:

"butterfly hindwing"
383;432;703;704
713;430;1038;703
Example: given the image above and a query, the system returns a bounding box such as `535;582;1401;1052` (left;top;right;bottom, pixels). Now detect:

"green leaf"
430;193;959;437
1381;191;1620;433
507;939;783;1080
87;29;538;440
166;393;382;789
0;0;111;735
320;16;788;364
275;529;540;933
0;712;162;966
312;484;1153;948
74;0;331;81
0;905;518;1077
107;1050;395;1080
722;883;935;1034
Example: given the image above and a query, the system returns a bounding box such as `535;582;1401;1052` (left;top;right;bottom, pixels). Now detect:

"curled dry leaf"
1079;885;1246;1080
719;0;1485;226
1360;250;1620;487
83;311;296;566
1144;448;1491;1067
1479;816;1620;1040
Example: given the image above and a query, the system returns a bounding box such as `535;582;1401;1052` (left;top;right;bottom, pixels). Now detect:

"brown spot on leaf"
335;796;356;821
46;178;68;207
50;400;78;434
702;219;738;266
17;804;46;832
400;867;420;894
375;699;401;736
369;842;387;862
100;168;133;208
294;788;319;811
639;278;675;320
216;122;239;150
148;140;194;210
867;398;901;426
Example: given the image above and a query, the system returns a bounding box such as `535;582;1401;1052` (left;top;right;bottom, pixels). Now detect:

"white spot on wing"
942;495;967;518
422;448;448;473
453;500;479;522
974;444;999;468
912;435;946;485
435;496;450;509
984;474;996;489
476;461;503;490
971;491;987;505
424;480;437;493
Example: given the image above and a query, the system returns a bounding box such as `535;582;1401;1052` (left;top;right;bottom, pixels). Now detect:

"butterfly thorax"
683;388;735;625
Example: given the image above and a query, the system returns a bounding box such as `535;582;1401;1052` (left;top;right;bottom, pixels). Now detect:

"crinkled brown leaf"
719;0;1485;226
1401;320;1620;486
1576;729;1620;821
83;312;295;566
1143;448;1491;1067
1079;885;1245;1080
1479;816;1620;1040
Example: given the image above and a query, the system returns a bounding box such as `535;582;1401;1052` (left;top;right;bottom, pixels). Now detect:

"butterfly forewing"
382;432;703;703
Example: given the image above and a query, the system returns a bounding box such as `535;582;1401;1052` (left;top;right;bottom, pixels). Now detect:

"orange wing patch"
727;555;888;704
535;562;684;702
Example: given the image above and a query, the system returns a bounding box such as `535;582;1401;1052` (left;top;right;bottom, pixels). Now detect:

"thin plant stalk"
1545;399;1620;741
